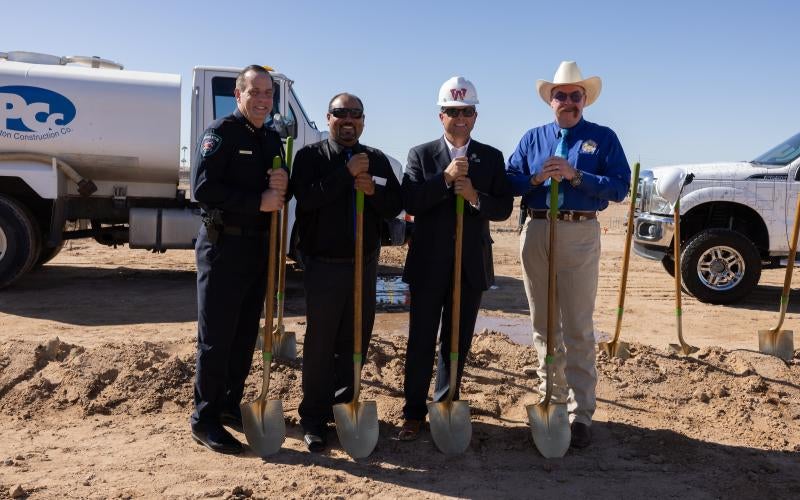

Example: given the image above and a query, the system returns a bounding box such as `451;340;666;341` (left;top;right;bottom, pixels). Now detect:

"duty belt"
527;209;597;222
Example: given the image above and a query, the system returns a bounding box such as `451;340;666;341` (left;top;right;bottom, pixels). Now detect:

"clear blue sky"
3;0;797;168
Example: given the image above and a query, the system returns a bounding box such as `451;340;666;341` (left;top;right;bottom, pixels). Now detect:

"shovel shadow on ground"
240;420;799;498
0;264;198;326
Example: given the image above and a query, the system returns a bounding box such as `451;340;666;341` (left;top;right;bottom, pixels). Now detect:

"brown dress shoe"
397;419;422;441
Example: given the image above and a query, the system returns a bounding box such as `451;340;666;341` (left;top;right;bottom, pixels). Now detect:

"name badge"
239;150;253;155
372;176;387;186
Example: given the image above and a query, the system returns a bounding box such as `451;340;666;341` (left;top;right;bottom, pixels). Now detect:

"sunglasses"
329;107;364;119
441;107;476;118
552;91;585;104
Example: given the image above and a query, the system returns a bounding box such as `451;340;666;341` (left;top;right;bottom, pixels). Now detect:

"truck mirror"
270;113;296;139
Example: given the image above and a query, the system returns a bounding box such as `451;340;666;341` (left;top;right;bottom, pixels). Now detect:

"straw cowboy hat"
536;61;602;106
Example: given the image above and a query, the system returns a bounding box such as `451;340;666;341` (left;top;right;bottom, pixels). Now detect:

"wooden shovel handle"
275;137;293;327
262;156;282;357
354;190;364;359
612;162;640;342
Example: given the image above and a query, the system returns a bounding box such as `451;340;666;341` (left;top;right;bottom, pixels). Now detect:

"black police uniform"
290;138;402;436
190;109;284;439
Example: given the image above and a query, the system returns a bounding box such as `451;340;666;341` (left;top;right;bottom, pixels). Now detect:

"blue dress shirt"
506;118;630;211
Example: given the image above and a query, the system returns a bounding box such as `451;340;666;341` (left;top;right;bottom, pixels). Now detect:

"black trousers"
298;253;377;431
191;225;268;427
402;269;483;420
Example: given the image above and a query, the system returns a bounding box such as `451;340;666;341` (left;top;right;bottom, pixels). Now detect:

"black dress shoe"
220;409;244;434
303;427;327;453
570;422;592;449
191;423;244;455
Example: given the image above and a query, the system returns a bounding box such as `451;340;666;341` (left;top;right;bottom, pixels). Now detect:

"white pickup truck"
0;51;407;289
633;132;800;304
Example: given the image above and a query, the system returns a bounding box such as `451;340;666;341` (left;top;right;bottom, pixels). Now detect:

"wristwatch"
570;169;584;187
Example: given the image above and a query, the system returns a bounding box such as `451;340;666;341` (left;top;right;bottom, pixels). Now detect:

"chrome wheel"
696;245;745;291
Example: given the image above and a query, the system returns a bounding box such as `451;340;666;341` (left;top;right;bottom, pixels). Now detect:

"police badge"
580;140;598;154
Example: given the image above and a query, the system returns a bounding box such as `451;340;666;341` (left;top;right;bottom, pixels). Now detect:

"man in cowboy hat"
506;61;630;449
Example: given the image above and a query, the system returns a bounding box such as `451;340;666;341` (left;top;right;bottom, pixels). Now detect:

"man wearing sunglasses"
506;61;630;449
290;92;402;452
398;76;512;441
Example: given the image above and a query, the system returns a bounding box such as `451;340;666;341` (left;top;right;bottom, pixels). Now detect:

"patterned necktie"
545;128;569;208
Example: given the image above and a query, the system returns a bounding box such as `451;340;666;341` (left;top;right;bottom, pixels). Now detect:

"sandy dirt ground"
0;201;798;499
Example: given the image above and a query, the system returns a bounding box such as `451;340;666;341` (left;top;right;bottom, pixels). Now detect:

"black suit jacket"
402;137;512;291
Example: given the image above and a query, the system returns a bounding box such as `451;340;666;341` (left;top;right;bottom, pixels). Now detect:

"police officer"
290;92;402;452
190;65;289;455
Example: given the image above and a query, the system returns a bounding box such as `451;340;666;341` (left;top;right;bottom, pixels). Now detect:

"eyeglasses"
552;91;585;104
441;107;476;118
329;107;364;119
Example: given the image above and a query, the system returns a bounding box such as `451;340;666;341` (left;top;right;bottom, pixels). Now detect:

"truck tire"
680;228;760;304
661;254;675;277
34;242;64;268
0;195;41;288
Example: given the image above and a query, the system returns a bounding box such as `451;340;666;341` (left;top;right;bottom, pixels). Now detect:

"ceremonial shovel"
241;156;286;456
272;136;297;361
428;194;472;455
527;180;571;458
333;189;379;459
669;174;699;356
758;194;799;360
599;162;640;359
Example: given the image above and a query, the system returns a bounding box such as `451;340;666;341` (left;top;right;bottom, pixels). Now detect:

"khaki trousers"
520;217;600;426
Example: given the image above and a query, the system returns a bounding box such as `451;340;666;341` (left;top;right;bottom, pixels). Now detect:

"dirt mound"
0;338;194;417
3;333;796;455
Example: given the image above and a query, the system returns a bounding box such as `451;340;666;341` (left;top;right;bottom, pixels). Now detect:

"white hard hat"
437;76;479;107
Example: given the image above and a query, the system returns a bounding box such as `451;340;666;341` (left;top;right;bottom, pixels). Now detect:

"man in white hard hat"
398;76;512;441
506;61;630;449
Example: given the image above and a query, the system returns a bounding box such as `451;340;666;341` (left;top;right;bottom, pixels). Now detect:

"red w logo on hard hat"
450;88;467;100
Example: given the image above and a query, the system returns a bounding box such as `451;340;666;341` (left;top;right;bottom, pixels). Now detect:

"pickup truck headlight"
639;171;673;215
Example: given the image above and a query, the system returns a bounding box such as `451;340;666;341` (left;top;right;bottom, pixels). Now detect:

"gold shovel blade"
333;400;378;459
272;325;297;361
427;400;472;455
669;343;700;356
598;340;631;360
241;399;286;457
526;401;570;458
758;329;795;361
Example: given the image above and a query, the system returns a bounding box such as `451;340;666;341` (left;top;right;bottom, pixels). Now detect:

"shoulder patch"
200;132;222;158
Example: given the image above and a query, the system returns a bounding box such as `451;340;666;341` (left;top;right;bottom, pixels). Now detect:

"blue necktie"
545;128;569;208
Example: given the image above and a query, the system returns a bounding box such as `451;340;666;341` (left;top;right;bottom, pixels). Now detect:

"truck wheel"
0;195;41;288
34;242;64;268
661;254;675;277
680;228;760;304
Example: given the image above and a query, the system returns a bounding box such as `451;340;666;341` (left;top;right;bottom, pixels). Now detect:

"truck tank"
0;52;181;186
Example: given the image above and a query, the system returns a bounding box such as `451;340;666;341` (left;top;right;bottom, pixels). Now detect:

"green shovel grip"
356;190;364;213
456;194;464;214
549;179;559;218
450;352;459;361
272;156;281;170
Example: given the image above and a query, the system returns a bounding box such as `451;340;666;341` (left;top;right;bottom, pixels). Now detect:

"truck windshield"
211;76;280;125
752;132;800;166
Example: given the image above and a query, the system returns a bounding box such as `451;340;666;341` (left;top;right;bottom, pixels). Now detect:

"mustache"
557;106;579;115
